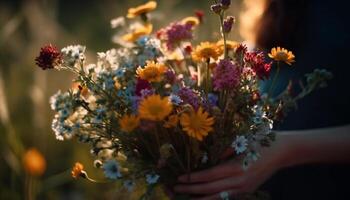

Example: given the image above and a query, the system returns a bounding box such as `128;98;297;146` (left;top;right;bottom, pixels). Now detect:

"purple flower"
140;88;154;98
160;22;193;50
178;87;200;110
213;59;241;91
164;69;177;84
221;0;231;9
223;16;235;33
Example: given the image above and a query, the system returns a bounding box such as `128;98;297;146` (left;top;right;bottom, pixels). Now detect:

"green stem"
268;62;281;99
219;13;228;58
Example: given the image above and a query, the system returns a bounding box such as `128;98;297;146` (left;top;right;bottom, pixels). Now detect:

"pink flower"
213;59;241;91
158;22;193;50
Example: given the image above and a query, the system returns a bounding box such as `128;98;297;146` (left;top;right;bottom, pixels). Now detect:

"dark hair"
255;0;308;50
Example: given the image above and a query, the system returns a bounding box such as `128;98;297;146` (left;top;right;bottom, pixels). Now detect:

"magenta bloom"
178;87;200;110
135;78;151;96
164;69;177;84
35;44;62;70
245;52;272;80
160;22;193;50
213;59;241;91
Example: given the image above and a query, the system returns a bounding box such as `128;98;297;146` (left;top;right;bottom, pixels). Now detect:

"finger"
174;176;243;195
219;148;234;160
178;161;242;183
192;189;239;200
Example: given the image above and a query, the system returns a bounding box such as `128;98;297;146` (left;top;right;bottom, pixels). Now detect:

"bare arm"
174;125;350;200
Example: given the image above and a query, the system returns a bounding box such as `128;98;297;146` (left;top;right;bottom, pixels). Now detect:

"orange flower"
71;162;85;179
136;61;167;83
180;107;214;141
268;47;295;65
122;23;153;42
119;114;140;133
23;148;46;176
181;16;200;27
127;1;157;19
138;94;173;121
191;42;221;62
164;114;179;128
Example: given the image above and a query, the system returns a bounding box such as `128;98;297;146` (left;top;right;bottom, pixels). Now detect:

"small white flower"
110;16;125;28
61;45;86;65
102;160;122;179
123;180;135;192
231;135;248;154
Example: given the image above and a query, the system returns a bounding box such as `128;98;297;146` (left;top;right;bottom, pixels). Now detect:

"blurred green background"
0;0;248;199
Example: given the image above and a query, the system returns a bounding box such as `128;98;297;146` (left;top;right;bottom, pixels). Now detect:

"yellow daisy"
216;39;239;53
138;94;173;121
191;42;221;62
71;162;84;179
268;47;295;65
180;107;214;141
127;1;157;19
119;114;140;133
136;60;167;83
181;16;200;27
122;23;153;42
164;114;179;128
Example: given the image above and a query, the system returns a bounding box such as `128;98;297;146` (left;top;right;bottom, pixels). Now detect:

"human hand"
174;134;290;200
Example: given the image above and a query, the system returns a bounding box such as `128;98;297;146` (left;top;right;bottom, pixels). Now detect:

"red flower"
35;44;62;70
195;10;204;23
245;51;272;80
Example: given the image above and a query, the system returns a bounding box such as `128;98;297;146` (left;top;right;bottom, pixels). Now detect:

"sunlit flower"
23;148;46;176
268;47;295;65
245;51;272;80
103;160;122;179
192;42;221;62
223;16;235;33
35;44;62;70
136;61;167;83
216;39;239;54
231;135;248;154
119;114;140;133
127;1;157;19
122;23;153;42
181;16;200;26
71;162;85;179
180;107;214;141
164;114;179;128
138;94;173;121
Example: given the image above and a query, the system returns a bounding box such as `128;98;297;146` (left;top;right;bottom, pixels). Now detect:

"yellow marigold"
164;114;179;128
180;107;214;141
191;42;221;62
122;23;153;42
138;94;173;121
216;39;239;53
119;114;140;133
71;162;85;179
127;1;157;19
23;148;46;176
181;16;200;26
268;47;295;65
136;60;167;82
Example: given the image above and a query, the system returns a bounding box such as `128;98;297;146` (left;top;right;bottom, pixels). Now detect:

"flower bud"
223;16;235;33
220;0;231;9
210;4;222;14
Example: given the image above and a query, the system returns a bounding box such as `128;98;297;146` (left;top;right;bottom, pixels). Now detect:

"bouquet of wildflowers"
35;1;332;199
